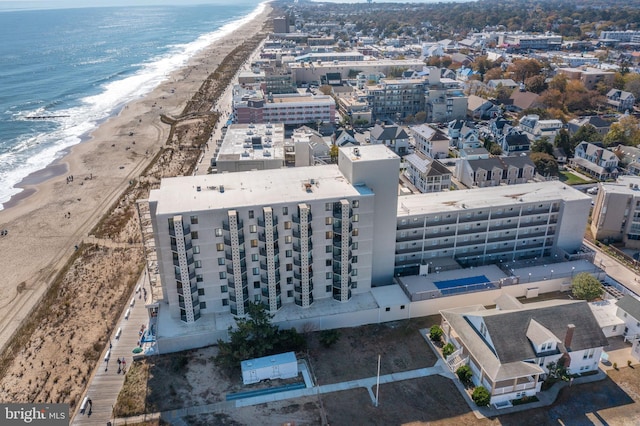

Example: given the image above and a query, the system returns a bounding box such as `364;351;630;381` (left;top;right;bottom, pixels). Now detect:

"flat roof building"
215;123;285;173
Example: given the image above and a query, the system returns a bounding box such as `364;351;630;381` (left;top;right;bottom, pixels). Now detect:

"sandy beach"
0;2;272;369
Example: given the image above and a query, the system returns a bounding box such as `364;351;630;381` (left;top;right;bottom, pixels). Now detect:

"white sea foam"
0;1;267;209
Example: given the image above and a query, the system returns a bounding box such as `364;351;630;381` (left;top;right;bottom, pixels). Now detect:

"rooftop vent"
263;150;271;157
219;185;225;193
242;150;250;157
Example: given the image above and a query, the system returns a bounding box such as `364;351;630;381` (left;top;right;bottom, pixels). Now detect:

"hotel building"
146;146;591;353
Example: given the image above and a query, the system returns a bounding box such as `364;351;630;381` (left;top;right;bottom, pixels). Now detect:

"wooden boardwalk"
72;271;151;425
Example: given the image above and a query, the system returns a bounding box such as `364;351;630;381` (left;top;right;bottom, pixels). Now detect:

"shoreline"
0;3;272;353
0;1;269;212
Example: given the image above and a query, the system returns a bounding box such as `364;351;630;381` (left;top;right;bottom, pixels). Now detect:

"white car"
587;187;598;195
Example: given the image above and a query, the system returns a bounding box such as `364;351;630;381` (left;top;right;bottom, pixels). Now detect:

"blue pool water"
434;275;494;295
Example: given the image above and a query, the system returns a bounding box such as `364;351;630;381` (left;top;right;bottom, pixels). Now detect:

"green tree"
570;124;601;147
429;325;443;342
530;152;559;177
456;365;473;384
442;343;455;358
571;272;603;301
555;129;573;156
472;386;491;406
214;303;306;373
531;137;553;155
489;144;503;156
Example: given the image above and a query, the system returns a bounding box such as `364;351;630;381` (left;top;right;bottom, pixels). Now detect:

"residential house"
468;95;501;120
607;89;636;113
487;79;519;91
369;124;411;155
570;142;619;180
613;145;640;174
289;125;330;166
553;147;568;166
403;151;452;193
459;147;490;160
490;117;513;140
332;129;359;147
440;296;608;405
455;156;535;188
567;116;611;138
507;91;541;112
411;124;451;159
500;128;531;155
616;296;640;348
449;121;482;150
519;114;563;141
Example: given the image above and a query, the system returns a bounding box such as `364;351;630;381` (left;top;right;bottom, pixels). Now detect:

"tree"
508;59;543;82
530;152;559;177
472;386;491;406
214;303;306;373
624;73;640;100
570;124;601;147
531;137;553;155
555;129;573;156
571;272;603;301
429;325;443;342
329;144;339;163
489;144;503;156
525;75;547;94
442;343;455;358
456;365;473;384
604;116;640;147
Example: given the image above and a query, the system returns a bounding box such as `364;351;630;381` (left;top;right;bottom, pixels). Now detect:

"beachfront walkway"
71;270;150;426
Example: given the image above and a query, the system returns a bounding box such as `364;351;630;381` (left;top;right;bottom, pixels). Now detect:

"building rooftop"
217;123;285;163
150;165;365;216
397;181;590;217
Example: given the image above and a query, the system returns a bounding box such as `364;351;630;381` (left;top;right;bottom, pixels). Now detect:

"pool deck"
400;264;506;296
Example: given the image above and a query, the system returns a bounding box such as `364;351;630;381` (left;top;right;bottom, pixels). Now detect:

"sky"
0;0;243;11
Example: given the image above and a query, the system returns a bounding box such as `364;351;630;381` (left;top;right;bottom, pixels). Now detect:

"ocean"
0;0;264;209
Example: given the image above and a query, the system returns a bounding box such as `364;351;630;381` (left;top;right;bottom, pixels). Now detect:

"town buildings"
591;176;640;247
233;91;336;126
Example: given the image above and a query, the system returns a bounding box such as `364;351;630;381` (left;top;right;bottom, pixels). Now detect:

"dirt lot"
306;317;440;384
117;315;640;426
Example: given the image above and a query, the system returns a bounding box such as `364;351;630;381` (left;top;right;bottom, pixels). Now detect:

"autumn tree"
525;75;547;94
530;152;559;177
604;115;640;147
508;59;543;83
624;73;640;101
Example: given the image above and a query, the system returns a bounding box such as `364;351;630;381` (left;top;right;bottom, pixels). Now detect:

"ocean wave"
0;1;267;210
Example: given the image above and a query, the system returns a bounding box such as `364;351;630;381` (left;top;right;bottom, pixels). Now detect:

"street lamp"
550;269;554;279
528;272;532;282
571;266;575;277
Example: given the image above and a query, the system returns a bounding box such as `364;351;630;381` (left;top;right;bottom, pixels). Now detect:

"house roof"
504;132;531;147
467;156;534;172
411;124;449;142
442;299;607;381
617;295;640;320
481;301;608;363
460;147;490;156
509;91;540;110
467;95;491;112
370;124;409;141
405;152;451;176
